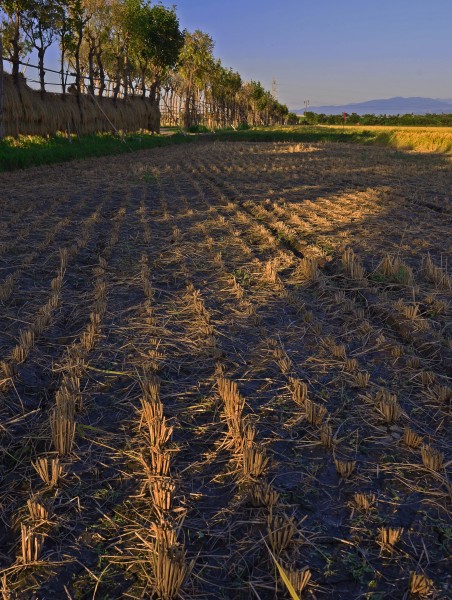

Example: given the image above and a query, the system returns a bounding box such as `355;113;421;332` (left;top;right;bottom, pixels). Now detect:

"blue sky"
171;0;452;109
28;0;452;109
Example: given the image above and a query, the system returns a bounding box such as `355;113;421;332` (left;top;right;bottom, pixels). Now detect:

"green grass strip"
0;131;196;172
1;125;450;173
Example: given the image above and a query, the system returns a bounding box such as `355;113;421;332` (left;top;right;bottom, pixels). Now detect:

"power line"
1;55;120;88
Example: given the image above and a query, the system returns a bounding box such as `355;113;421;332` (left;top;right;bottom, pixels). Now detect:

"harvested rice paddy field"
0;140;451;599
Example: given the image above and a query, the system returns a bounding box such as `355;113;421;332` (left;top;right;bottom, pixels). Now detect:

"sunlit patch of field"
0;140;450;599
322;124;452;153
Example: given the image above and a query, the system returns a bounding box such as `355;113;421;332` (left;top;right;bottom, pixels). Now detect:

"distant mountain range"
294;97;452;116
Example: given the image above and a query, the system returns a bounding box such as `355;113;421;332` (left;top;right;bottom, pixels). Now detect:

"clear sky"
22;0;452;109
170;0;452;109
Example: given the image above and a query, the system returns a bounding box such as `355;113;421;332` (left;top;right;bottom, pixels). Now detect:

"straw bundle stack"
3;74;160;137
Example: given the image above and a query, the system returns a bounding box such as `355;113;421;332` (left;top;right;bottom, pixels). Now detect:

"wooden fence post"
0;32;4;140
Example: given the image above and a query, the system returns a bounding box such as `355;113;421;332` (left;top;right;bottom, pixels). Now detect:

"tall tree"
209;62;241;127
23;0;61;95
131;3;183;105
0;0;32;84
55;0;71;96
66;0;91;97
179;30;214;128
106;0;137;103
80;0;111;97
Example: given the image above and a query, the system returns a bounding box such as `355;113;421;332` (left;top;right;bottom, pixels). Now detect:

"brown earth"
0;140;450;599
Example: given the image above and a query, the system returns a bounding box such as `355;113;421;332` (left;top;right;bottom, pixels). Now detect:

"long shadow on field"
209;141;451;263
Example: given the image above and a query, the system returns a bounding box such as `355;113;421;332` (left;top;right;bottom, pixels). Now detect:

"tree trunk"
113;52;121;105
141;67;146;98
88;45;95;95
0;32;4;140
12;14;21;85
97;50;105;98
38;46;45;97
75;24;83;97
149;80;161;134
59;17;67;98
60;43;66;97
123;54;128;101
183;75;193;129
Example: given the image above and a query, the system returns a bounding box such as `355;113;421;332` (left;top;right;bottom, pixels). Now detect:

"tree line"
304;111;452;127
0;0;297;128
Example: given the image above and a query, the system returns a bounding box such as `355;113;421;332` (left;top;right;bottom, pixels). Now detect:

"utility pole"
271;77;278;101
0;31;4;140
303;99;310;114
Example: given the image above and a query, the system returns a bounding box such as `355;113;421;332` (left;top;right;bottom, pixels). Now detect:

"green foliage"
305;111;452;127
0;5;33;59
22;0;61;46
233;268;251;287
127;2;183;101
185;124;209;133
133;4;183;75
179;29;215;89
343;550;373;584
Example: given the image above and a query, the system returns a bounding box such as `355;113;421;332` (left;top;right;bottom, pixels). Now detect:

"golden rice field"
324;124;452;154
0;140;451;599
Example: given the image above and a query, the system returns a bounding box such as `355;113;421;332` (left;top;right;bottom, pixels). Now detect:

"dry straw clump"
341;247;366;281
334;458;356;478
420;445;444;472
295;257;320;283
409;572;433;597
242;443;269;479
20;524;44;564
287;566;312;595
217;377;246;440
150;448;172;477
322;336;347;360
377;527;404;552
343;358;358;372
419;371;436;387
290;378;308;405
140;377;173;449
320;423;334;448
50;390;76;457
403;426;423;449
267;510;297;553
249;480;280;508
354;492;376;512
426;384;452;404
377;254;414;285
32;457;63;488
421;254;452;291
305;398;328;426
395;300;421;321
376;390;401;424
353;371;370;388
27;495;53;524
148;528;194;600
148;478;176;512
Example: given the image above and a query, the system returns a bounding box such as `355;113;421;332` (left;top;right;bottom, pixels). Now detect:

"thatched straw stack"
3;74;160;137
